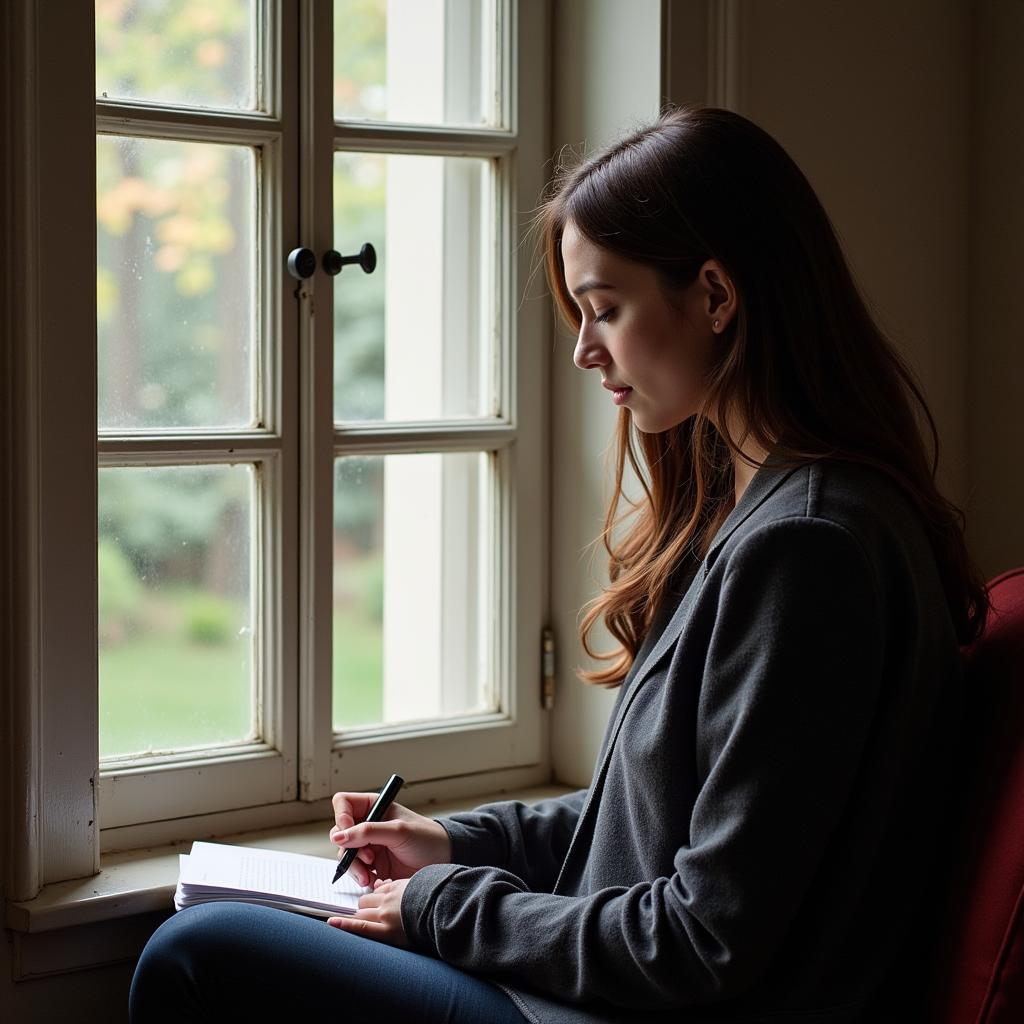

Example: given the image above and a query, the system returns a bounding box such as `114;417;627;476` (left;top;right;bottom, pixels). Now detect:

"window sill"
6;784;574;935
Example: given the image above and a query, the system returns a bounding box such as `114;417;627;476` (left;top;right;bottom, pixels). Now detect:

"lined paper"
175;841;370;918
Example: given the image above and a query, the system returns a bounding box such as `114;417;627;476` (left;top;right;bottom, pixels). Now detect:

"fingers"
346;860;372;888
330;826;374;852
326;916;392;941
331;791;381;832
330;819;405;851
325;917;401;946
327;885;405;947
358;880;393;906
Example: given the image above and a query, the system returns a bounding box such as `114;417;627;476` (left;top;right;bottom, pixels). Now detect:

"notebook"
174;841;371;919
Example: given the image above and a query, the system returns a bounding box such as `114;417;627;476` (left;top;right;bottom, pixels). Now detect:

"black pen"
332;773;404;885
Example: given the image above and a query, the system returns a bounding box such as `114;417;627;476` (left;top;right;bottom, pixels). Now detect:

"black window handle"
323;243;377;276
287;243;377;280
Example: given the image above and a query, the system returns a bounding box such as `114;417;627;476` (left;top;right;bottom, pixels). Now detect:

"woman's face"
561;219;729;434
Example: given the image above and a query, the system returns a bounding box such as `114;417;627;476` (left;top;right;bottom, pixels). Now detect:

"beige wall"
742;0;971;507
968;0;1024;578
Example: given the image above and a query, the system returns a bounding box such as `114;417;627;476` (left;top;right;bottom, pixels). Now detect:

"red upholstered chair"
926;567;1024;1023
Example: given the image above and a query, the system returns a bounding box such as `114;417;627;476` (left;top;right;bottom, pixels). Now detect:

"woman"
129;105;987;1023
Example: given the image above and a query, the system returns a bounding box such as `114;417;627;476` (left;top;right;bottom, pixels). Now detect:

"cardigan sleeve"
400;518;887;1009
432;788;588;893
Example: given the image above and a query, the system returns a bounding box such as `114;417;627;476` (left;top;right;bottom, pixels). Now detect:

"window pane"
333;452;494;731
96;0;258;111
97;135;257;430
334;0;499;127
334;152;495;422
99;464;256;759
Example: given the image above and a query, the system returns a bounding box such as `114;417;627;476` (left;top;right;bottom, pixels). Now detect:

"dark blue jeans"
129;903;528;1023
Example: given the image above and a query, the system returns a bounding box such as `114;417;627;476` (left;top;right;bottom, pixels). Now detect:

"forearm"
434;789;587;891
401;863;724;1009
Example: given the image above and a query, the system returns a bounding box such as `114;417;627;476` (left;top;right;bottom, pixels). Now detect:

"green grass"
332;552;385;729
100;634;251;758
99;588;384;758
333;608;384;729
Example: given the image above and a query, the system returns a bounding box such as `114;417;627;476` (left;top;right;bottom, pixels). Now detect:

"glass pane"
334;0;499;127
96;0;258;111
333;452;494;731
99;464;256;759
334;151;494;422
97;135;257;430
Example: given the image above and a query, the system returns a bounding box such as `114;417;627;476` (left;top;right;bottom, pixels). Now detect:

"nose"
573;326;609;371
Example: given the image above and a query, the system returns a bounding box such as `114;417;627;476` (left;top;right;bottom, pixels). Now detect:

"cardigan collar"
701;450;804;571
620;452;805;694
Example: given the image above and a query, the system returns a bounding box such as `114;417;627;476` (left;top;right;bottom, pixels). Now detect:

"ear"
698;259;737;334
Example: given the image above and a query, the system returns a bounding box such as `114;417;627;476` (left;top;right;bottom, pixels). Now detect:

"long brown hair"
530;104;988;687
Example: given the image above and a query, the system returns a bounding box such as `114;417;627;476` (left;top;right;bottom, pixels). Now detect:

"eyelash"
593;309;614;325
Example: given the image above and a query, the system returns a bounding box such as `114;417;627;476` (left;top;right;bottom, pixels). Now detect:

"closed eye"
594;309;614;325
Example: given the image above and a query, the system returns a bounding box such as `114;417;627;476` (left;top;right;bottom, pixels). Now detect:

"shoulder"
708;457;941;611
729;457;926;554
756;457;919;533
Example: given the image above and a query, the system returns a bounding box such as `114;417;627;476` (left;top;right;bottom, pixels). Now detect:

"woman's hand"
329;791;452;886
327;877;409;946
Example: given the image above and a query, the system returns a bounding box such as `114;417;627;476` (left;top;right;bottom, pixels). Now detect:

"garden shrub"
98;539;142;641
183;592;238;645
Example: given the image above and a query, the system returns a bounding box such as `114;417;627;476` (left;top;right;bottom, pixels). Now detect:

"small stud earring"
713;319;720;329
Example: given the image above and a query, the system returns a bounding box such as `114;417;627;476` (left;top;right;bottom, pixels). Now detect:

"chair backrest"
928;567;1024;1024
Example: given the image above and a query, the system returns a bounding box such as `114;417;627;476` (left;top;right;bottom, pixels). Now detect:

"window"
9;0;549;890
94;2;295;829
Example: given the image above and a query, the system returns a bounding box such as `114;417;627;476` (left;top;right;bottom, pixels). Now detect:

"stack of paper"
174;841;371;919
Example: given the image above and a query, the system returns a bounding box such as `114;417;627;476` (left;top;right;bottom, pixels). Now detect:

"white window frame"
4;0;550;896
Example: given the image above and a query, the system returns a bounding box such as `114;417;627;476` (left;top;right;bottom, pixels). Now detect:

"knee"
130;905;250;1021
138;903;243;970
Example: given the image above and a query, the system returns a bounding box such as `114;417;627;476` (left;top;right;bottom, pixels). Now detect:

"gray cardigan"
400;455;963;1024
